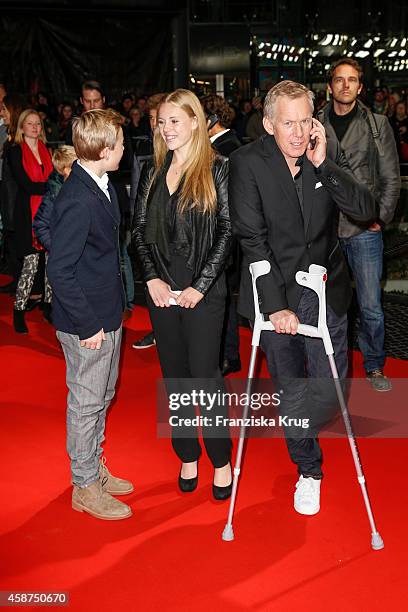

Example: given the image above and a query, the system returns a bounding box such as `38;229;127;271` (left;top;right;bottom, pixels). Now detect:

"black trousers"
148;255;232;468
221;284;240;363
260;287;348;478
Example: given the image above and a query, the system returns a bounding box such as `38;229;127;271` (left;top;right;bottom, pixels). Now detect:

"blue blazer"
33;169;64;251
47;161;125;340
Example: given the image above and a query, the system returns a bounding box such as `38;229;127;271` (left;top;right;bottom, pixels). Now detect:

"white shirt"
210;128;230;143
78;161;110;201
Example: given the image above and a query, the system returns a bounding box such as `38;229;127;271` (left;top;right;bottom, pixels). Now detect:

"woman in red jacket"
9;109;53;333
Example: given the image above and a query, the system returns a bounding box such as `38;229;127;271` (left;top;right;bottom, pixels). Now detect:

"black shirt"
144;154;190;262
329;103;358;143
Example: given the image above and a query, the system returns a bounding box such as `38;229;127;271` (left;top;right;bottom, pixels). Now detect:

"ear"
357;83;363;95
328;83;333;95
263;116;274;135
191;115;198;130
99;146;110;160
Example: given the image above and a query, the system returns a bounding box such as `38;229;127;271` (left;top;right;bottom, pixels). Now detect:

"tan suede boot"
72;480;132;520
99;457;134;495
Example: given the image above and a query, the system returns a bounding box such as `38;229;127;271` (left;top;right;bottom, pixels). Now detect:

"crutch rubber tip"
371;532;384;550
222;524;234;541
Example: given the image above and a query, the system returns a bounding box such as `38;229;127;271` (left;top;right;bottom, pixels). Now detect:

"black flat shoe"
212;482;232;500
178;466;198;493
212;463;232;500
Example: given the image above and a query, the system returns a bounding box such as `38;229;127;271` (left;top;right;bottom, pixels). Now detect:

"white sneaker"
294;475;321;515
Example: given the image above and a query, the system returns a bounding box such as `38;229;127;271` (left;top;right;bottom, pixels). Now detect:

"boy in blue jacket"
47;109;133;520
33;146;77;251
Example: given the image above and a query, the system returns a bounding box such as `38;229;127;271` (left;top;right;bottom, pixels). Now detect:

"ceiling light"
319;34;333;46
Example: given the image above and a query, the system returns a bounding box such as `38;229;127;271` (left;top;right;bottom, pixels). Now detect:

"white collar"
78;161;109;193
210;128;230;143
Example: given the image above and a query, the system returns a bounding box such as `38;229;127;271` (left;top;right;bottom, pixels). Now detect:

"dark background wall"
1;0;408;100
0;1;185;101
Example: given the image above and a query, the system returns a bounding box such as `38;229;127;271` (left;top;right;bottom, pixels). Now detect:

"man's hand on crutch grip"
269;309;299;335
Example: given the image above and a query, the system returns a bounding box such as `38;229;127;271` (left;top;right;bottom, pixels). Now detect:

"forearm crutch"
222;260;384;551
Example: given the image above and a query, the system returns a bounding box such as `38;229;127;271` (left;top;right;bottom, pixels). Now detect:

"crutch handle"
261;320;322;338
250;261;334;355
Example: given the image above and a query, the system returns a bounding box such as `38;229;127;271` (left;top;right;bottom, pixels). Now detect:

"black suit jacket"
47;161;125;340
229;134;377;321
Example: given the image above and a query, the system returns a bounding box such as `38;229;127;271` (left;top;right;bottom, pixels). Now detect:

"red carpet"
0;279;407;610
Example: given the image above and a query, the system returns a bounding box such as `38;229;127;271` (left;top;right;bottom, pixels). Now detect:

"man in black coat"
229;81;376;516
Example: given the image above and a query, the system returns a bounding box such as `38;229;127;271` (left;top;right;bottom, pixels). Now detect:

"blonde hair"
72;108;122;161
264;81;315;120
14;109;47;144
52;145;77;174
154;89;216;214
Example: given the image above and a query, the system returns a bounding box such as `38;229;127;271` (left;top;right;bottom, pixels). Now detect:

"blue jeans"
340;230;385;372
260;288;348;478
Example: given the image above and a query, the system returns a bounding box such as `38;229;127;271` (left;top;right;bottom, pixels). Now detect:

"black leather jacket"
131;155;231;295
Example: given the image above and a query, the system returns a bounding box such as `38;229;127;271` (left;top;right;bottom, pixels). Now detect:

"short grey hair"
264;80;315;120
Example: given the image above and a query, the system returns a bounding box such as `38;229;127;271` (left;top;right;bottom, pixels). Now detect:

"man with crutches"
229;81;377;518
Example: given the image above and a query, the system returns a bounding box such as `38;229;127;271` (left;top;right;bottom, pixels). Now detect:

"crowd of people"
1;79;408;158
0;58;402;521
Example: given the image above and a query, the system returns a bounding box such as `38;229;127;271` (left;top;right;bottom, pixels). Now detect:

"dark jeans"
260;287;348;478
148;255;232;468
340;230;385;372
